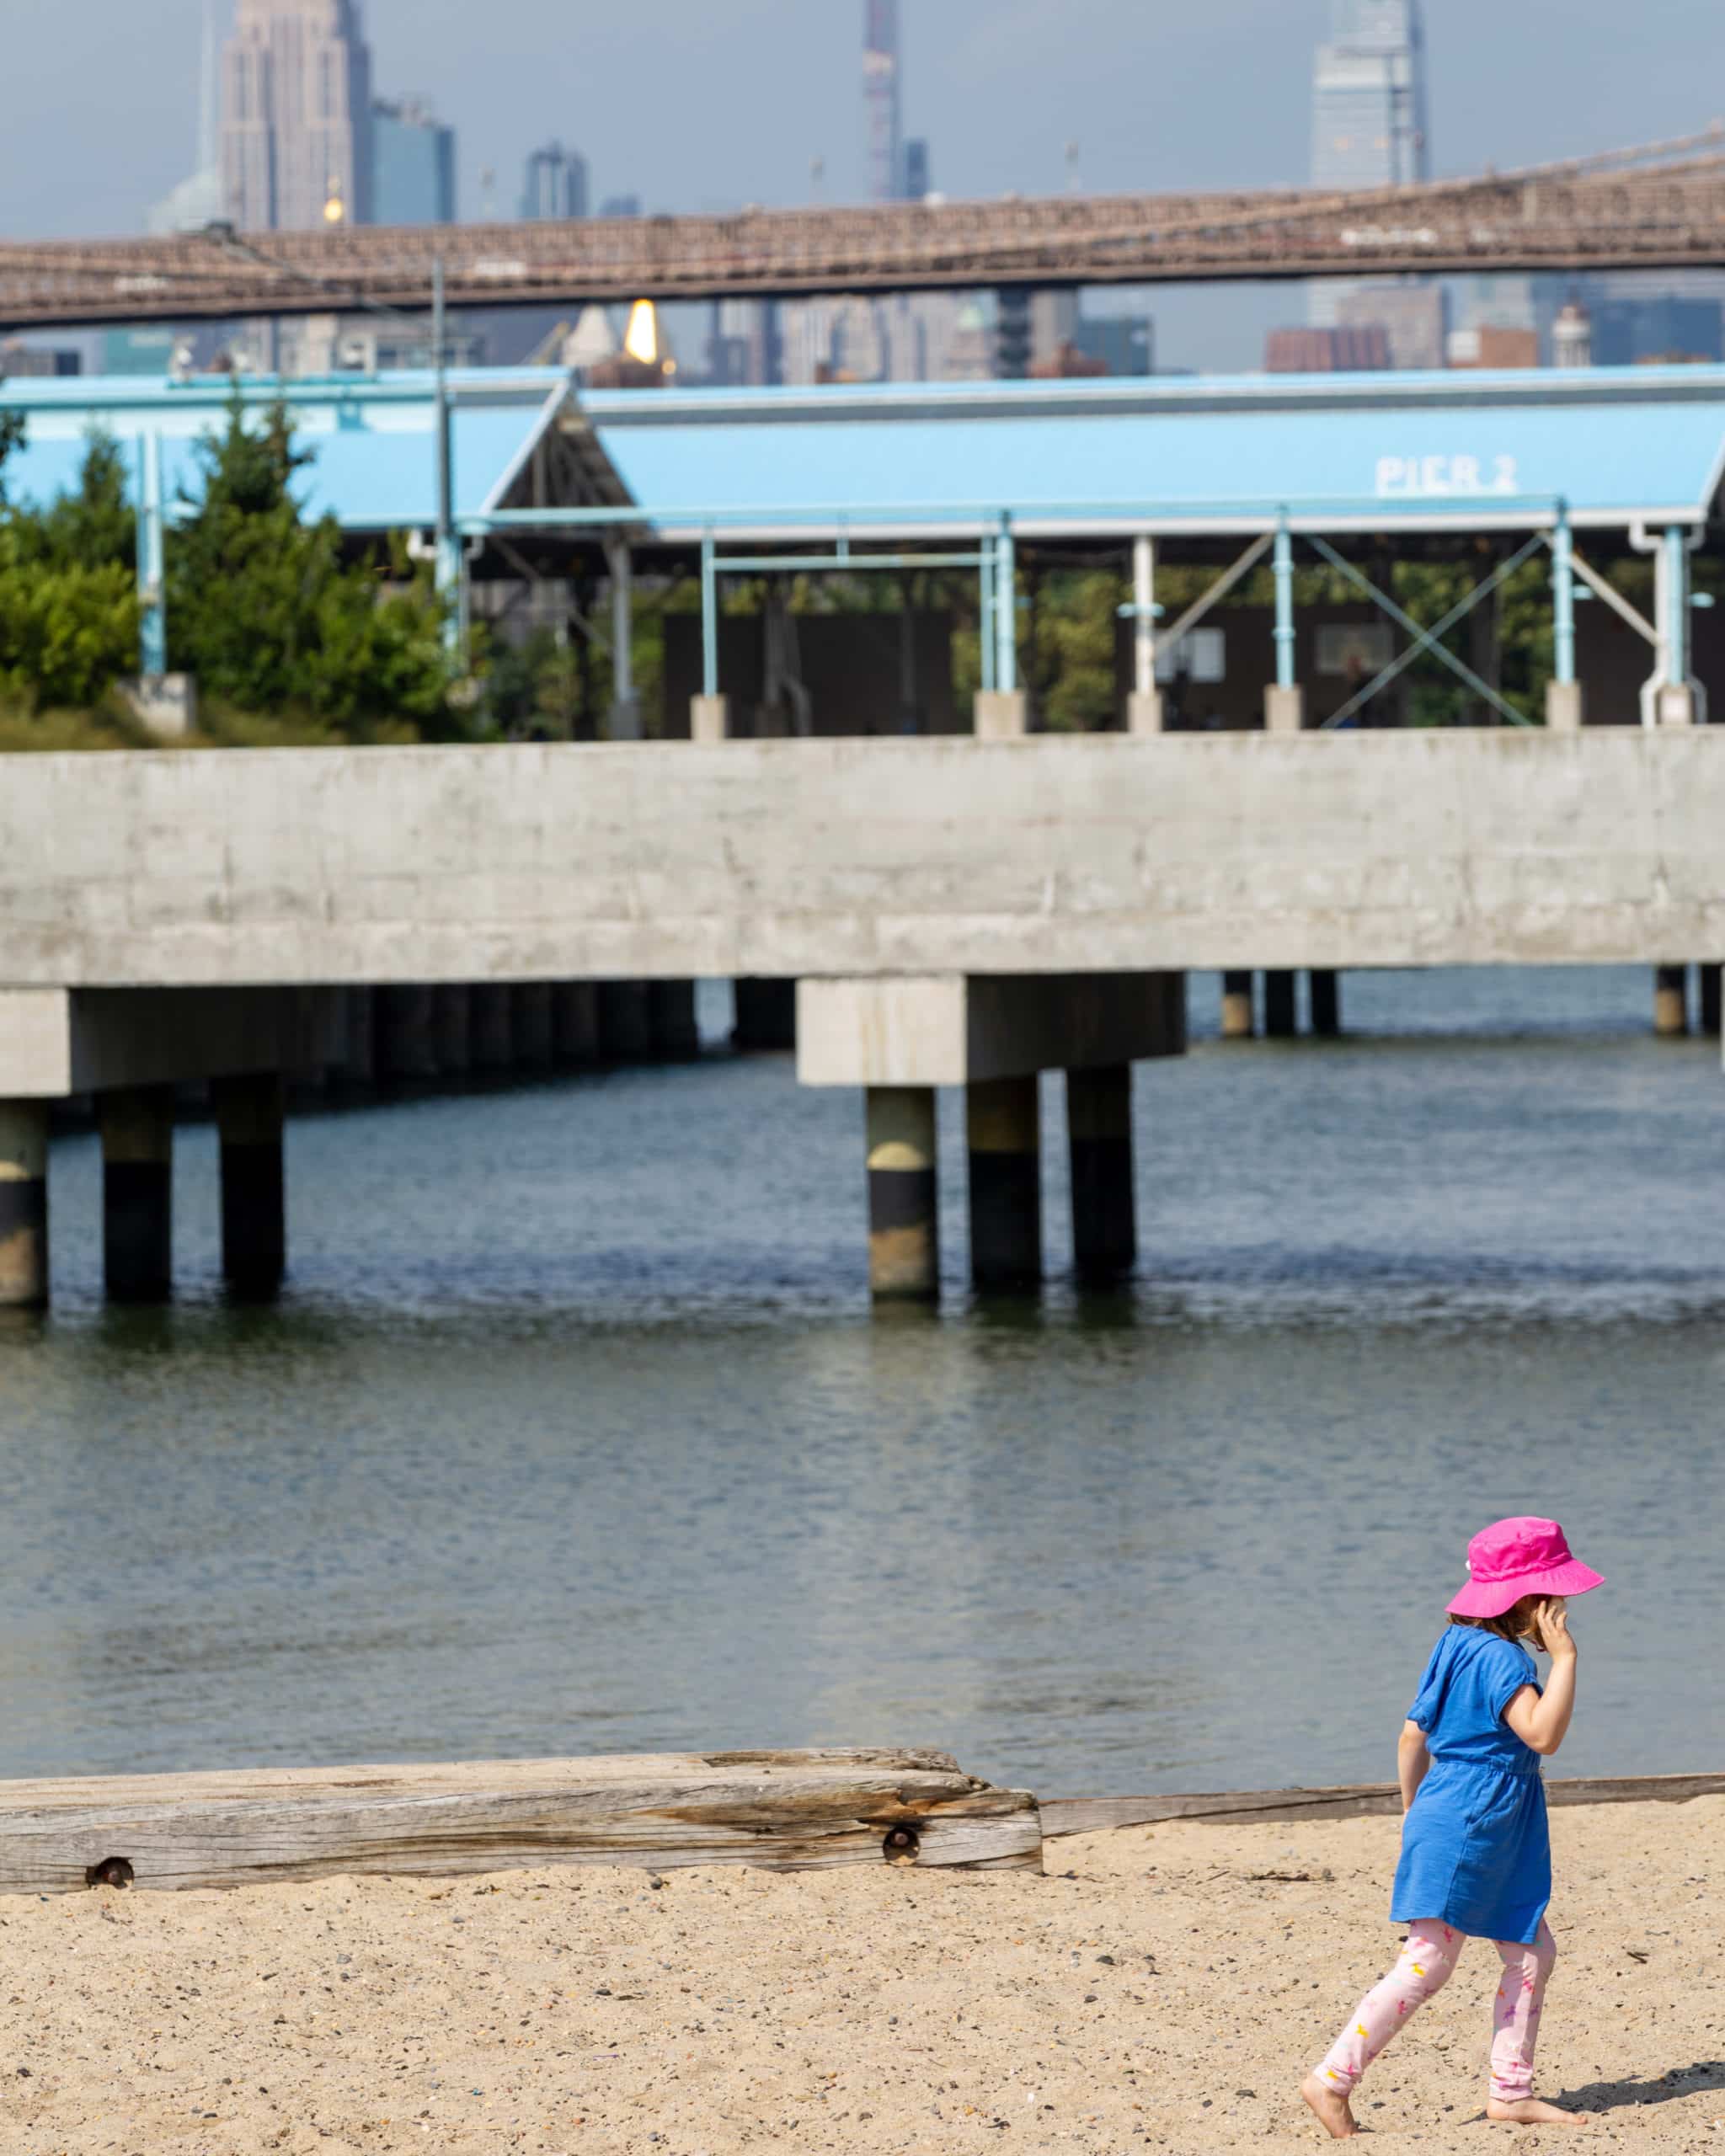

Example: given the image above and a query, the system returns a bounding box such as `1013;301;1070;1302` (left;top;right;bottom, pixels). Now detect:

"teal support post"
700;531;718;696
979;535;997;693
1665;525;1690;689
994;521;1017;694
1551;509;1576;686
135;430;167;677
1272;520;1295;689
432;257;462;661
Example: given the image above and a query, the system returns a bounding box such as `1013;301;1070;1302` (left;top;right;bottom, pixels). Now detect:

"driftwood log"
1040;1771;1725;1839
0;1749;1043;1896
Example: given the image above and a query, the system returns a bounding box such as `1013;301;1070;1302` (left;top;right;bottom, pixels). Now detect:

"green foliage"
167;392;455;728
0;425;139;712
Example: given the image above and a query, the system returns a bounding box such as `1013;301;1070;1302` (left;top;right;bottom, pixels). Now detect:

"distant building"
600;195;642;220
864;0;902;205
1073;314;1155;377
1309;0;1429;328
222;0;375;231
1551;301;1593;370
101;328;184;376
373;99;455;225
1265;325;1392;372
1029;343;1108;381
521;142;587;222
1336;283;1446;369
901;138;932;203
1446;325;1539;370
0;339;81;379
1590;294;1723;367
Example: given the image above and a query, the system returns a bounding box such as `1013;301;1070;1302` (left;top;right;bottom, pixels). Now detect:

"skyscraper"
1311;0;1428;194
863;0;901;205
521;143;589;223
373;99;456;225
148;0;225;234
1309;0;1429;328
222;0;375;231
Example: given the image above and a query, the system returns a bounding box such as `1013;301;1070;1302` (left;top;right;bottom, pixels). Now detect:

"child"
1300;1517;1603;2138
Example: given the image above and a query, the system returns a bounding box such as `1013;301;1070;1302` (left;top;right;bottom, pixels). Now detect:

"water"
1;968;1722;1798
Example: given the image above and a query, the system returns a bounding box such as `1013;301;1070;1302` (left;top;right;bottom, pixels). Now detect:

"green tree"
167;391;455;728
0;424;139;712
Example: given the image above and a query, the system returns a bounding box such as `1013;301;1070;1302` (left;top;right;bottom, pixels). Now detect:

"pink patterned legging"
1315;1919;1557;2103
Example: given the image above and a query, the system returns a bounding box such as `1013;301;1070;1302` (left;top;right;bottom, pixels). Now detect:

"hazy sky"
3;0;1721;367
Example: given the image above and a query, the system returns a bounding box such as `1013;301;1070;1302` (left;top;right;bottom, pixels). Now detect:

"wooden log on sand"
1041;1770;1725;1839
0;1749;1043;1897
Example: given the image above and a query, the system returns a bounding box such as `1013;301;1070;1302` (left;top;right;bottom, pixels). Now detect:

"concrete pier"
1264;685;1306;734
598;982;654;1062
1067;1065;1136;1283
1263;970;1299;1038
1310;969;1342;1038
865;1087;940;1301
213;1072;285;1299
967;1075;1041;1287
553;984;600;1066
649;981;702;1059
99;1084;174;1304
1654;964;1690;1037
433;986;472;1081
1220;972;1255;1039
376;985;438;1087
1701;963;1722;1038
734;979;797;1052
469;986;515;1075
0;1102;50;1309
691;694;730;743
511;985;556;1076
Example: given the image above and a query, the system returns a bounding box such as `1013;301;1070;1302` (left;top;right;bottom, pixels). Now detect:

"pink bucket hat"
1446;1516;1604;1620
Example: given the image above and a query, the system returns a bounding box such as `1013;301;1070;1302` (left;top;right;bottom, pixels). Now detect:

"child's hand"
1533;1598;1576;1658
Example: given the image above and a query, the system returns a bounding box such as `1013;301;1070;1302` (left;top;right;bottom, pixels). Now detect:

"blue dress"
1390;1626;1549;1945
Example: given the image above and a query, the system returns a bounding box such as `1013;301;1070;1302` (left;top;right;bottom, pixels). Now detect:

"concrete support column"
1263;970;1299;1038
649;980;701;1059
213;1072;285;1300
1264;684;1306;734
734;979;797;1052
1654;964;1690;1036
511;984;556;1076
691;694;730;743
1545;680;1584;732
0;1102;50;1310
866;1086;940;1301
100;1084;174;1304
553;984;600;1065
598;982;654;1062
433;985;472;1081
337;988;377;1092
376;985;438;1087
1700;963;1722;1038
1309;969;1342;1038
1220;972;1255;1039
469;985;515;1074
966;1075;1041;1289
974;689;1029;739
1067;1065;1135;1285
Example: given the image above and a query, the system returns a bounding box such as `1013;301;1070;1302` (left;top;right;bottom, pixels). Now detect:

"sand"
2;1796;1721;2155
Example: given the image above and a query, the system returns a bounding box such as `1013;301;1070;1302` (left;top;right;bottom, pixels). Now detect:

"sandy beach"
3;1796;1720;2155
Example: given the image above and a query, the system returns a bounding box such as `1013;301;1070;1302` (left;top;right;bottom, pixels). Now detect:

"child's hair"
1450;1594;1546;1645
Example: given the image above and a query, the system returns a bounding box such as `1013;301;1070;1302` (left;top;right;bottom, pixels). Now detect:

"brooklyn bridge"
4;130;1725;331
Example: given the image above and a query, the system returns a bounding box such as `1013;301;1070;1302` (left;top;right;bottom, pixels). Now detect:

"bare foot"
1300;2072;1359;2138
1486;2096;1595;2127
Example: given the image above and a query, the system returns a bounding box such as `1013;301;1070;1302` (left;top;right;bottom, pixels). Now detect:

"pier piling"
866;1087;940;1300
99;1085;174;1304
1067;1065;1136;1283
967;1075;1042;1288
0;1102;50;1310
214;1072;286;1300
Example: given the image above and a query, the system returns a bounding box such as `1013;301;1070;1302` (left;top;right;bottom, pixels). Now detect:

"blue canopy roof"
0;368;595;529
585;368;1725;540
5;363;1725;545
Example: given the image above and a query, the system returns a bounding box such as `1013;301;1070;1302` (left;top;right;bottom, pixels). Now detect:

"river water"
2;969;1721;1798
